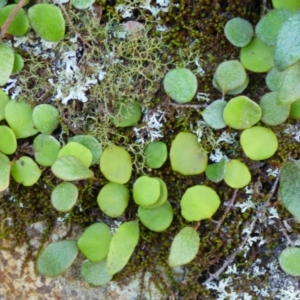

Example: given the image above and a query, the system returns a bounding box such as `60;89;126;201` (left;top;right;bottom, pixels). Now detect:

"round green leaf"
275;12;300;71
69;135;102;165
213;60;248;96
58;142;93;167
106;220;139;275
145;141;168;169
78;223;112;262
259;92;290;126
81;259;112;286
272;0;300;13
28;4;65;42
11;156;42;186
133;176;160;206
4;99;38;138
170;132;208;175
290;99;300;119
202;99;227;129
277;62;300;105
240;126;278;160
112;101;142;127
32;104;60;135
0;153;10;192
12;53;24;74
72;0;95;9
51;156;94;181
51;182;78;212
146;177;168;208
33;134;61;167
224;17;253;47
163;68;198;103
279;160;300;221
100;144;132;184
0;125;17;154
138;200;173;232
180;185;220;222
240;37;275;73
279;247;300;276
224;159;251;189
223;96;262;130
0;42;14;86
205;157;226;183
97;182;129;218
256;9;292;47
168;227;200;268
0;89;9;121
37;240;78;277
0;5;29;36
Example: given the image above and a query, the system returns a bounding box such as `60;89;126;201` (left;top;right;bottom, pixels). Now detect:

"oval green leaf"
78;223;112;262
279;247;300;276
12;53;24;74
240;37;275;73
97;182;129;218
180;185;220;222
138;200;173;232
100;144;132;184
32;104;60;135
163;68;198;103
223;96;262;130
202;99;227;129
224;159;251;189
0;125;17;154
11;156;42;186
112;101;142;127
272;0;300;12
133;176;160;206
37;240;78;277
168;227;200;268
106;220;139;275
213;60;248;96
205;157;226;183
81;259;112;286
145;141;168;169
51;182;78;212
28;4;65;42
170;132;208;175
4;99;38;138
224;17;253;47
33;134;61;167
240;126;278;160
51;156;94;181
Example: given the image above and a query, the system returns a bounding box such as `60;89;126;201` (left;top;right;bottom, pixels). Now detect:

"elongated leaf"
37;240;78;277
106;220;139;275
51;156;94;181
168;227;200;268
279;160;300;221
